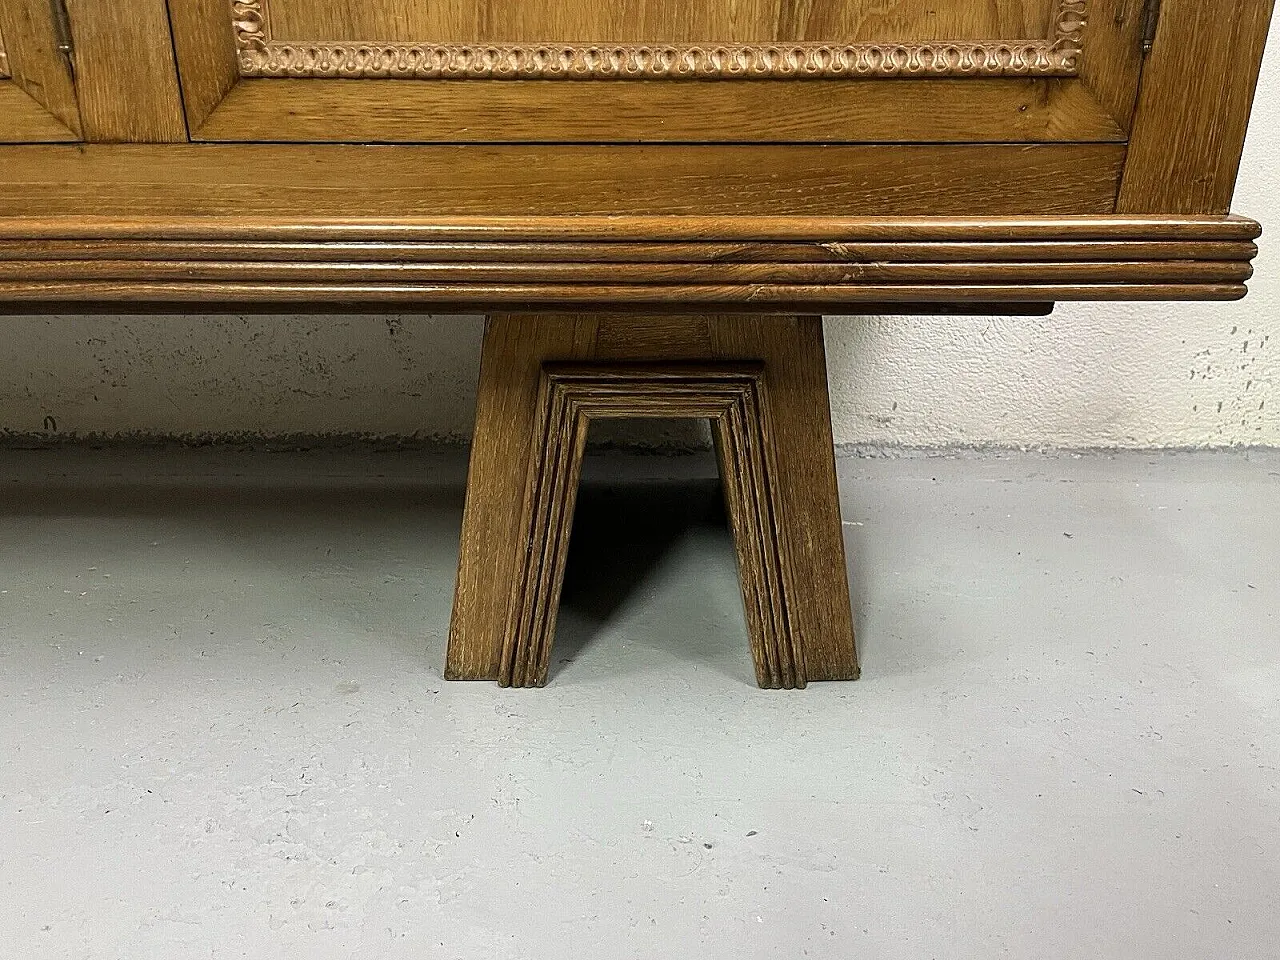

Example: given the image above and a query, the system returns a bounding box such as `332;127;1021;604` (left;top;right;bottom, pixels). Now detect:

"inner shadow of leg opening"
550;455;752;683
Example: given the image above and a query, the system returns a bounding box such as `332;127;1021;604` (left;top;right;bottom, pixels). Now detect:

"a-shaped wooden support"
446;314;858;689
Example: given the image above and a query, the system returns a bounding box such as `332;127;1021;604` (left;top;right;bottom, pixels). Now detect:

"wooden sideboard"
0;0;1273;686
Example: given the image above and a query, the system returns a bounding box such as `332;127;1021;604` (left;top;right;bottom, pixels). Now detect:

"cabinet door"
0;0;81;141
170;0;1146;143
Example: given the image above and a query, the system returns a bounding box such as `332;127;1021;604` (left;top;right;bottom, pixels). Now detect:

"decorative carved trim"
0;30;9;79
233;0;1086;80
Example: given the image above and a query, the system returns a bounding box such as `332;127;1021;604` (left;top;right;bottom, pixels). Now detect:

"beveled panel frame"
232;0;1087;80
0;0;80;142
168;0;1144;143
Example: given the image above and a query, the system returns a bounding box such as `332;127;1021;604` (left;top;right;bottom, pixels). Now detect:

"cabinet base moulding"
0;214;1261;308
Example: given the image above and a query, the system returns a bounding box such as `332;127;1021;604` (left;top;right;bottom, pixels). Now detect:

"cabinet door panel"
173;0;1143;143
0;1;81;141
259;0;1057;44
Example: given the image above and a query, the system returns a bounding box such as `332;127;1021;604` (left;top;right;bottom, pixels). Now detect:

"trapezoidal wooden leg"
445;314;859;688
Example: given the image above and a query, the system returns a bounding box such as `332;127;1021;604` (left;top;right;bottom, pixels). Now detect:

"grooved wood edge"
0;215;1258;306
0;281;1250;305
0;215;1258;243
0;240;1257;263
0;260;1253;284
0;207;1260;306
501;363;806;688
232;0;1087;80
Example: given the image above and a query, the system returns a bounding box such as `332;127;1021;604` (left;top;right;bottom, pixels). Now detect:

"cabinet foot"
446;314;858;688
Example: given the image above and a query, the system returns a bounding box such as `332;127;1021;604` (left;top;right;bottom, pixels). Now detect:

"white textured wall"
826;12;1280;449
1;22;1276;448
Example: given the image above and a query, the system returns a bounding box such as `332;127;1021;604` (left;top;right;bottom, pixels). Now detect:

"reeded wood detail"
0;213;1258;306
501;363;805;689
232;0;1087;80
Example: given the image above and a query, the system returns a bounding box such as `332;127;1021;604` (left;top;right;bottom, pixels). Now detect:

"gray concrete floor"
1;447;1278;959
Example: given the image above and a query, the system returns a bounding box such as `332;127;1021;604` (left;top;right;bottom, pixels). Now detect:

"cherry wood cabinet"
0;0;1273;686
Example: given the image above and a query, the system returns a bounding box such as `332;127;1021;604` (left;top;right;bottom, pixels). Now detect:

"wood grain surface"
0;0;80;140
0;215;1260;243
1119;0;1276;214
0;81;78;141
0;146;1264;306
0;143;1125;219
168;0;242;131
168;0;1145;141
447;315;858;687
194;77;1126;144
0;281;1251;306
0;200;1260;309
67;0;187;141
261;0;1058;44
